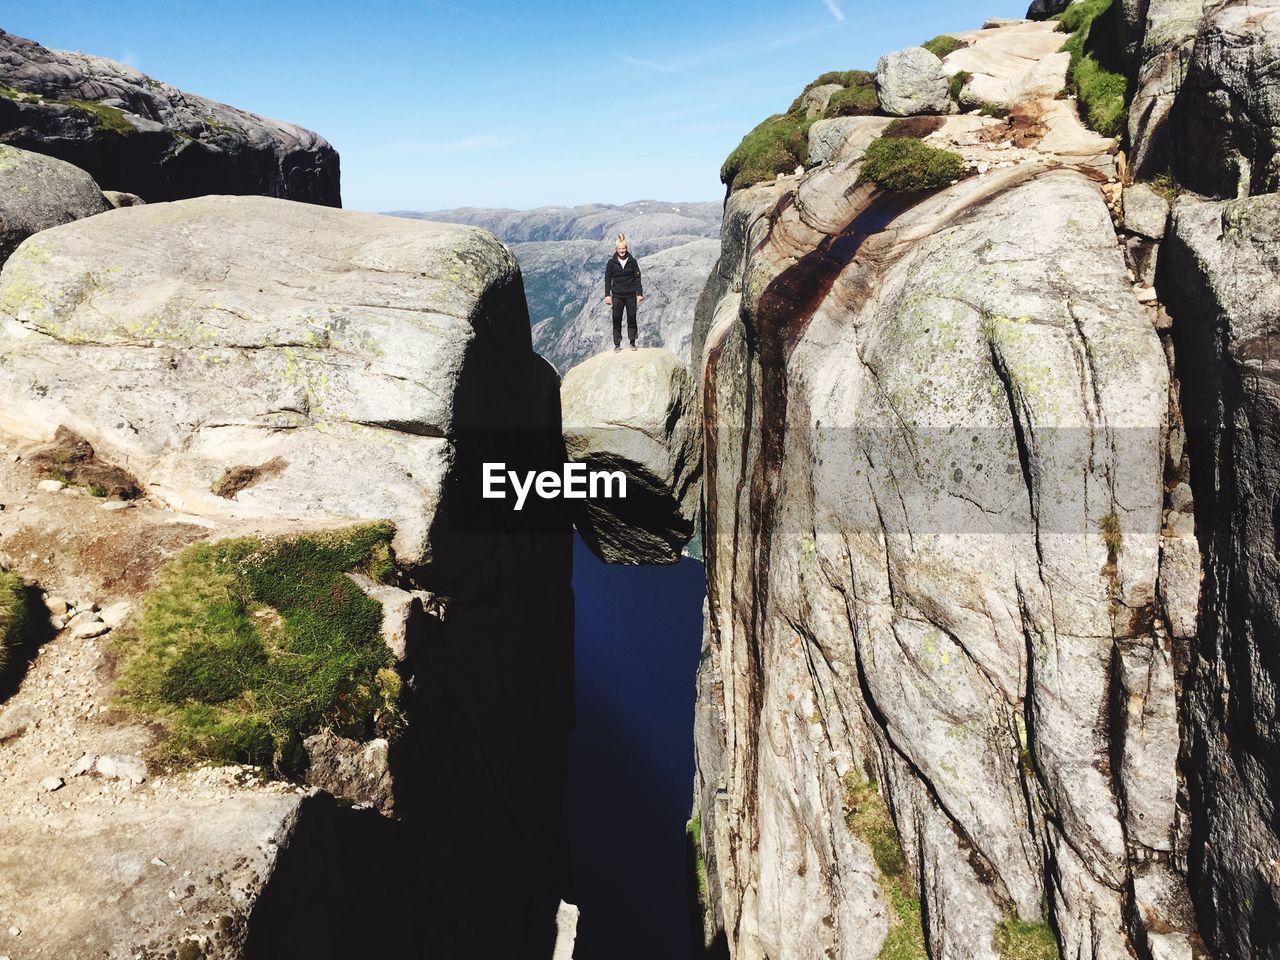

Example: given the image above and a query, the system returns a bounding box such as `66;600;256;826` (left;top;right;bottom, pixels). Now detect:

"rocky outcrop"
0;143;108;265
944;19;1072;111
1126;0;1209;178
691;50;1199;959
1163;191;1280;960
875;47;954;116
561;348;700;564
0;198;572;957
0;195;544;568
1171;0;1280;197
0;29;340;206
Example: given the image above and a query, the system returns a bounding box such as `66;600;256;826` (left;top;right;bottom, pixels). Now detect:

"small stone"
151;857;169;867
95;754;147;783
43;595;68;616
37;479;64;493
70;618;109;640
41;776;65;792
1135;286;1158;303
6;927;18;937
101;500;134;511
99;601;133;629
68;753;95;777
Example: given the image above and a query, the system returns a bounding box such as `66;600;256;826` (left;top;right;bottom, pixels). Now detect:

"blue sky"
9;1;1027;211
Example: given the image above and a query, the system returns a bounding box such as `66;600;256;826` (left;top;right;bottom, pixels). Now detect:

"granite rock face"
1163;191;1280;960
1127;0;1210;178
0;29;340;205
691;88;1196;960
875;47;955;116
561;348;700;564
0;143;108;265
0;195;542;569
0;195;574;958
1172;0;1280;197
944;19;1072;110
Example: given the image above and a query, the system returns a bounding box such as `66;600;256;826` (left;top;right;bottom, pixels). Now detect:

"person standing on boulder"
604;233;643;352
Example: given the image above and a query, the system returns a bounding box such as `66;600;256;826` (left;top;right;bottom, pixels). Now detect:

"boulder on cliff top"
0;194;549;567
0;143;108;265
875;47;955;116
560;348;700;564
0;29;341;205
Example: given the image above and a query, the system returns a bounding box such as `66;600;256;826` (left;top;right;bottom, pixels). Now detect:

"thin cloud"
618;54;693;75
422;0;507;24
822;0;846;21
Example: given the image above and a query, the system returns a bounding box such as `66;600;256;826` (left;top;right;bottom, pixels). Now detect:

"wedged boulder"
560;348;700;564
1123;182;1171;238
0;143;108;265
875;47;954;116
693;153;1196;960
0;194;546;568
1163;191;1280;960
0;29;340;205
1172;0;1280;197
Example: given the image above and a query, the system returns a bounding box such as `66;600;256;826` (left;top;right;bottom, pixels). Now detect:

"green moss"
826;81;881;118
845;776;926;960
980;104;1012;119
787;70;876;113
922;35;966;59
1056;0;1128;137
1145;173;1179;205
114;523;403;773
721;112;814;191
63;98;136;137
995;915;1060;960
0;570;28;675
0;81;135;137
723;69;882;191
687;815;710;911
950;71;973;104
1099;510;1122;559
859;137;966;192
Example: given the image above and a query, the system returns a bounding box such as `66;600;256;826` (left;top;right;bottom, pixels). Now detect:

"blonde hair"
616;233;628;246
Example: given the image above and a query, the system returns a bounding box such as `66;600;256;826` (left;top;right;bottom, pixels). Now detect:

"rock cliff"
0;29;341;206
688;10;1249;960
0;197;571;957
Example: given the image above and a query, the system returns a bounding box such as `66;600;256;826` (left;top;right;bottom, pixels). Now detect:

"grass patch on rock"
845;775;926;960
994;914;1059;960
0;570;29;675
687;814;712;932
859;137;965;191
1056;0;1128;137
724;70;880;191
950;70;973;104
922;35;966;59
114;523;403;773
721;113;814;192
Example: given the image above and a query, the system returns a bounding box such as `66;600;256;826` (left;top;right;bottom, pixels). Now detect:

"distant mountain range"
390;201;721;373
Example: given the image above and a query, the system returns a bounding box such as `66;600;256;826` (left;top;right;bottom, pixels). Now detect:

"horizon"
7;1;1027;211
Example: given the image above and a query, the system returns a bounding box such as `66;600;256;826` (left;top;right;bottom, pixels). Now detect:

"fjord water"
563;532;707;959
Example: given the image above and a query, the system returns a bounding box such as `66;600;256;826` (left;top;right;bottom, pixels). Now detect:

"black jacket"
605;254;643;296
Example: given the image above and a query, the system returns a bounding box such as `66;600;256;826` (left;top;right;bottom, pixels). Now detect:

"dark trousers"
611;294;637;346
